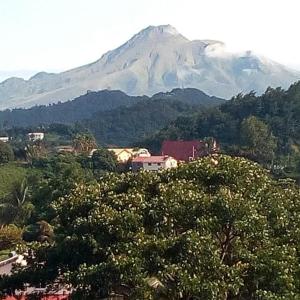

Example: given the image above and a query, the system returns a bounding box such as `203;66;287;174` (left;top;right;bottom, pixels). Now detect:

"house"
0;136;9;143
161;139;219;162
28;132;44;142
107;148;151;163
132;155;177;172
55;145;75;154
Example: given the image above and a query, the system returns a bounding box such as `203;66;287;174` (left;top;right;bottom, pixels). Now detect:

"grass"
0;163;27;199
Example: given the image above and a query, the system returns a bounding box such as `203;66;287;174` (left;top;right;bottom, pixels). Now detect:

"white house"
28;132;44;142
132;155;177;172
0;137;9;143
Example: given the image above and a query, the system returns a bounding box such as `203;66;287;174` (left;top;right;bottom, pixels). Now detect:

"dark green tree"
0;141;14;163
240;116;277;164
91;148;117;173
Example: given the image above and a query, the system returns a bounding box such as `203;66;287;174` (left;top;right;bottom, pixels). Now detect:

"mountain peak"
142;24;180;36
131;24;186;42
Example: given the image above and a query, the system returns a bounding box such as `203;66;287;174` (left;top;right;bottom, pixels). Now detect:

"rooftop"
132;155;173;163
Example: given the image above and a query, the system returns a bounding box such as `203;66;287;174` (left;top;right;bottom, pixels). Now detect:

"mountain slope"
1;25;299;109
0;88;224;128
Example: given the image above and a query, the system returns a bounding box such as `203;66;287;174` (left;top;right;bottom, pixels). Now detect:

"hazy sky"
1;0;300;82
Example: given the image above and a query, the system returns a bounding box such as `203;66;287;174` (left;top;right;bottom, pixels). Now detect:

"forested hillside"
83;99;203;145
0;88;224;146
0;88;224;128
0;90;144;127
142;82;300;178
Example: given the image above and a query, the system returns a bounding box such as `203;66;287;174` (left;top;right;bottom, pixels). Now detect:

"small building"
161;139;219;162
108;148;151;163
28;132;44;142
132;155;177;172
55;145;75;154
0;136;9;143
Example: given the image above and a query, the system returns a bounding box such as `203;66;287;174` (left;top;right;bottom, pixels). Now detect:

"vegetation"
0;83;300;299
0;225;23;252
0;88;224;146
1;156;300;299
0;141;14;163
0;164;27;199
142;82;300;180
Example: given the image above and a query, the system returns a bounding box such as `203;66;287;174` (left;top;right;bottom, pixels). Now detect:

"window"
148;163;152;166
157;163;161;166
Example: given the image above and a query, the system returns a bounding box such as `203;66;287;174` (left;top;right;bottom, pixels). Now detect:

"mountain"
1;25;299;109
0;88;224;130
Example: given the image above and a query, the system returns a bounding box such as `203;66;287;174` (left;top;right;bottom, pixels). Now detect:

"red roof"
132;155;173;163
161;140;206;162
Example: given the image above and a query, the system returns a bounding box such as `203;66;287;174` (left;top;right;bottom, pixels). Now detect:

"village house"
107;148;151;163
55;145;75;154
0;136;9;143
161;139;219;162
132;155;177;172
28;132;44;142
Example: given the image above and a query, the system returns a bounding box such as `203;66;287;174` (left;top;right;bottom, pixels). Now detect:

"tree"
29;153;92;222
0;225;23;251
73;134;97;155
91;148;117;174
1;156;300;299
240;116;277;164
23;220;54;243
0;141;14;163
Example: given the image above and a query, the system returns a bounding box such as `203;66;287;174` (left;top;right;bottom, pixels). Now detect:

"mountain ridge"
0;88;224;128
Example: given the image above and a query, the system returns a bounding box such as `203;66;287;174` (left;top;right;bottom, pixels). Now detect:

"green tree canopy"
0;141;14;163
1;156;300;299
91;148;117;173
239;116;277;164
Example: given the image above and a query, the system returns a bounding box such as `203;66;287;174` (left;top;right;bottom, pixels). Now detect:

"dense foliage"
0;90;143;127
84;99;202;145
0;89;224;146
1;156;300;299
142;82;300;178
0;141;14;163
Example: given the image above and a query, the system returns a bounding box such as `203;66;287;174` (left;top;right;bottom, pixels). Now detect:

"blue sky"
1;0;300;81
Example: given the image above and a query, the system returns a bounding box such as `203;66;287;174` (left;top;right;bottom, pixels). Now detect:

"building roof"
161;140;206;161
108;148;135;156
132;155;173;163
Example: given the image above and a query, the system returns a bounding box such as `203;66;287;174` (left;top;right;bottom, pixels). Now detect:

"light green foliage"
0;164;27;199
0;225;23;252
1;156;300;299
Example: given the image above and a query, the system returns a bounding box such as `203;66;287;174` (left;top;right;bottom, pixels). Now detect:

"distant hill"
0;25;298;109
0;90;144;127
0;88;224;145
